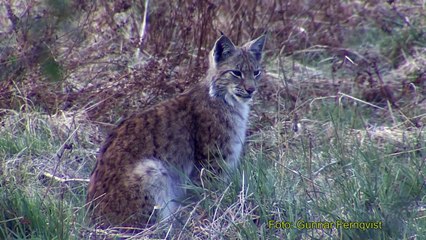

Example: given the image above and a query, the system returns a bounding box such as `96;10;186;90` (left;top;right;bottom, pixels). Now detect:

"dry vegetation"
0;0;425;239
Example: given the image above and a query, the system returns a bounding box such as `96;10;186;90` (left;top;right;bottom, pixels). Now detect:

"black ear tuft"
213;35;236;64
245;35;266;61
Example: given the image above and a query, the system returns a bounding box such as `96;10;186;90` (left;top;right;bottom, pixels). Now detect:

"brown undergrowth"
1;0;424;126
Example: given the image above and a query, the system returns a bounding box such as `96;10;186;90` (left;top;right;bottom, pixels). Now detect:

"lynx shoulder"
87;33;266;227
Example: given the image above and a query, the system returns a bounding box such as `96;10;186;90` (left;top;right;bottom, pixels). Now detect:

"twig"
386;147;426;157
338;92;386;110
270;155;319;186
43;126;80;199
134;0;150;61
41;172;89;183
313;161;339;177
0;216;24;224
213;183;232;220
177;195;207;240
388;1;412;27
5;2;19;32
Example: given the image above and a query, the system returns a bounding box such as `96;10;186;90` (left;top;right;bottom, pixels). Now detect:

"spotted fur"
87;34;266;227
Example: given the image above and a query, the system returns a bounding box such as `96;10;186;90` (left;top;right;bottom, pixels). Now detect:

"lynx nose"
245;86;255;95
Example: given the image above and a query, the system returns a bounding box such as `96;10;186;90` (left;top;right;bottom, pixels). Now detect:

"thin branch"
134;0;150;61
338;92;386;110
41;172;89;183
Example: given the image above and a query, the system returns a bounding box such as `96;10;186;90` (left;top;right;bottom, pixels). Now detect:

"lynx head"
208;33;266;106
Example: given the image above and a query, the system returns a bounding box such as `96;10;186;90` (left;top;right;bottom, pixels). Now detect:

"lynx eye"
254;70;261;77
230;70;242;78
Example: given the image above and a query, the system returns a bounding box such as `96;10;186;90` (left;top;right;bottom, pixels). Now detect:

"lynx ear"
212;35;236;64
244;35;266;61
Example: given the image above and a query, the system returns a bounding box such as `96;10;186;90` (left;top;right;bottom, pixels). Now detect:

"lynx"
87;33;266;227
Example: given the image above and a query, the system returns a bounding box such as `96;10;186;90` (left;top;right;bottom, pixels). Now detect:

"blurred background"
1;0;424;124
